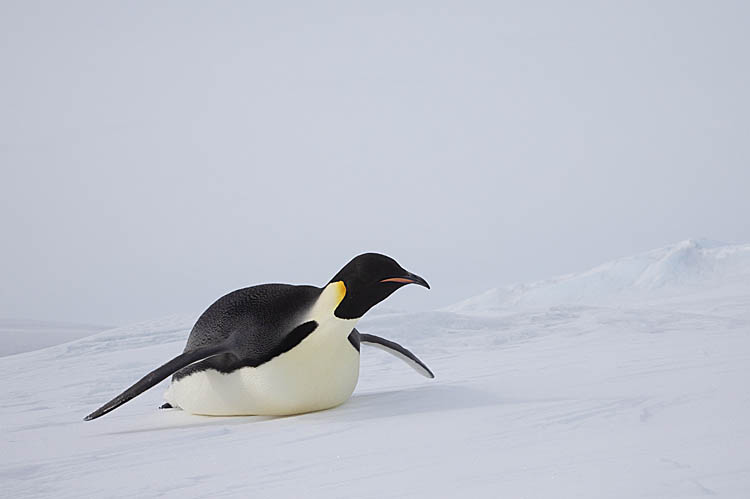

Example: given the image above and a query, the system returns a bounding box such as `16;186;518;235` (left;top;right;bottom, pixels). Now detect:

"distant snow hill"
2;239;749;498
449;239;750;318
0;319;111;356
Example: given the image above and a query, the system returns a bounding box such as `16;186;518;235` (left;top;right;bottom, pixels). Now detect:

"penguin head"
329;253;430;320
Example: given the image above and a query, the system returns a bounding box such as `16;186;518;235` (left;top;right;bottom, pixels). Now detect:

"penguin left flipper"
357;330;435;379
84;341;237;421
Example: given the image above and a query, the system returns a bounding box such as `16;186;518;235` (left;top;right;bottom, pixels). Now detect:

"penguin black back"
172;284;322;380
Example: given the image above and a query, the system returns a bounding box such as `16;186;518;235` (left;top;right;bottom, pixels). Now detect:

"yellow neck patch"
331;280;347;307
307;280;351;323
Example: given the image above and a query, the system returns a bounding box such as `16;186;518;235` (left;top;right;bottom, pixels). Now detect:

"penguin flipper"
359;332;435;379
347;329;360;351
84;342;233;421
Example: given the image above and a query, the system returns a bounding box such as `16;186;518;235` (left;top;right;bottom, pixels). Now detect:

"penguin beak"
380;272;430;289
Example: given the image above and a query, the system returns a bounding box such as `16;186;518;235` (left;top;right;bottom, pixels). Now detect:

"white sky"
2;1;749;325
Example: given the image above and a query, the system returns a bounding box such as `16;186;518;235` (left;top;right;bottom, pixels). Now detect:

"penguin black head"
329;253;430;320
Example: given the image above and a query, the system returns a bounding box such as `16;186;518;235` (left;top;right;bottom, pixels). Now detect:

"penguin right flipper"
84;342;235;421
359;332;435;379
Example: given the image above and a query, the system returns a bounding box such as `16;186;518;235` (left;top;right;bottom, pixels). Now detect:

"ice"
2;240;749;497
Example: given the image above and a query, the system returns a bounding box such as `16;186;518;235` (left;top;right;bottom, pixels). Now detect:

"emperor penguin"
84;253;433;420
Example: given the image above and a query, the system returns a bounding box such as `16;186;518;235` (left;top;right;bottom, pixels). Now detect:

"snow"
448;239;750;317
0;319;110;357
2;240;750;498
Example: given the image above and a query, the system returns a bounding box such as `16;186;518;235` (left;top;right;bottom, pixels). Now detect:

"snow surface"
2;240;750;498
449;239;750;318
0;319;110;357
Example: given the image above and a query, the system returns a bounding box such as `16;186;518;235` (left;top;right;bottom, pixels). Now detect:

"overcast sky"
2;1;748;325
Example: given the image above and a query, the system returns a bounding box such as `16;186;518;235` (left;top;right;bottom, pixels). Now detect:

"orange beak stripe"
379;277;415;284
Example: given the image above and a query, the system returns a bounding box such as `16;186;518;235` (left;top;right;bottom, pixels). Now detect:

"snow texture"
2;240;749;498
0;319;110;357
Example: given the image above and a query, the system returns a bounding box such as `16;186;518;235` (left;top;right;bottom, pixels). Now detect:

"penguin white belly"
164;318;360;416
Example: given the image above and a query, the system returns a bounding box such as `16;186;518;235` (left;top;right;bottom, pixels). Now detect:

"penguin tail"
84;343;231;421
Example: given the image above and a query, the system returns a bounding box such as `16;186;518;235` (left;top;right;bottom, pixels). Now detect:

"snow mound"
449;239;750;313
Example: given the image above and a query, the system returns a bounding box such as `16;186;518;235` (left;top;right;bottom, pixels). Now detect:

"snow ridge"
449;239;750;313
